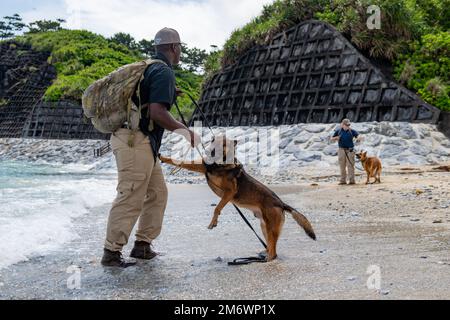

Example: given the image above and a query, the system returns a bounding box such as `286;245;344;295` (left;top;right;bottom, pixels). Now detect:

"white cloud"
40;0;272;50
20;1;68;27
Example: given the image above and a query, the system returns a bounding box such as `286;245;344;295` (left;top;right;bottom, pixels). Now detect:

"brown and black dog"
160;136;316;261
356;151;382;184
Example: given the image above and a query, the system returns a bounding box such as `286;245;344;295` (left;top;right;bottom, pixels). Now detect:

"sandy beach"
0;165;448;300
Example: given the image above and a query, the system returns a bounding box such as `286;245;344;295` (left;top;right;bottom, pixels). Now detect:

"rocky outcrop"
1;123;448;174
0;41;56;138
192;20;441;127
0;41;106;140
160;122;450;171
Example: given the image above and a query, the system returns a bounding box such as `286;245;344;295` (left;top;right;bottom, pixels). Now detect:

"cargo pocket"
116;172;147;197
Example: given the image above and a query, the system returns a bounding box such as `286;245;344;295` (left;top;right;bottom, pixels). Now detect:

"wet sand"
0;167;449;300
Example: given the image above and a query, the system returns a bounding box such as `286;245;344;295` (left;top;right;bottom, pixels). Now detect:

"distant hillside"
206;0;449;111
14;29;203;119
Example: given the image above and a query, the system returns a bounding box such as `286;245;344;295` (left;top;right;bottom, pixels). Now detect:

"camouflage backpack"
82;59;166;146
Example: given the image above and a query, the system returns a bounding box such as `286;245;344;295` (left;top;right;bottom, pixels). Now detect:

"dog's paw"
208;221;218;229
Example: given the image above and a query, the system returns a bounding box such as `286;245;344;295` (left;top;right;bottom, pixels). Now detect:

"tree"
0;14;26;39
28;19;66;33
109;32;138;51
181;44;208;74
4;14;26;32
136;38;208;74
138;39;155;57
0;21;13;39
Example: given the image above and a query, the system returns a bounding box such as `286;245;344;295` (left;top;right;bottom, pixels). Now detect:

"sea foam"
0;161;116;270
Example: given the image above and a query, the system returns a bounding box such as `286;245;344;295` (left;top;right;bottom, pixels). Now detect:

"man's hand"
146;103;201;148
176;88;184;97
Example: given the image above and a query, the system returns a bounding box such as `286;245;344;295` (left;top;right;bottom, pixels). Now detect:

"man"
101;28;200;268
331;119;361;185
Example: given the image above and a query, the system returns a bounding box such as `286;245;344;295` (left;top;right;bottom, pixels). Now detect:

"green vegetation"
173;68;204;119
16;29;141;102
216;0;449;67
108;33;209;73
206;0;449;111
395;31;450;111
1;15;208;119
28;19;66;33
0;98;9;106
2;5;448;113
0;14;26;39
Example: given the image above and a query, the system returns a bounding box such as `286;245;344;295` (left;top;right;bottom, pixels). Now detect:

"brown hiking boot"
130;241;158;260
101;249;136;268
349;181;356;185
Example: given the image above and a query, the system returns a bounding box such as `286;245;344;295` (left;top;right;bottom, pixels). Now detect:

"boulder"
363;134;382;147
380;144;407;157
293;133;313;144
383;137;406;146
374;122;398;136
307;142;327;152
351;123;373;134
396;123;418;139
409;141;431;156
279;138;291;150
285;142;300;154
395;154;427;165
432;146;450;157
323;144;338;156
416;124;432;138
304;125;326;133
280;126;301;139
293;150;322;162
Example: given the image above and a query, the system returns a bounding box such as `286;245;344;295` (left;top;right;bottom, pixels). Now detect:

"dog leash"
343;148;365;172
175;92;268;265
232;204;267;249
227;205;268;266
335;129;364;172
185;92;215;137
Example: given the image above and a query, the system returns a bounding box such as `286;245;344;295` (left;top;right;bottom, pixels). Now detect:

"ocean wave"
0;161;116;270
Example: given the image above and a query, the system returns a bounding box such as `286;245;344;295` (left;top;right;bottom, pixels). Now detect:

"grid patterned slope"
192;20;440;127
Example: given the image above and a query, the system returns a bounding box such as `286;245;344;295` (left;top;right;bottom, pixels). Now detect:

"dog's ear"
364;151;367;156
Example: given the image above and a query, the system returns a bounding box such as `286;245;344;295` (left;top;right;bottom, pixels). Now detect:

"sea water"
0;160;117;269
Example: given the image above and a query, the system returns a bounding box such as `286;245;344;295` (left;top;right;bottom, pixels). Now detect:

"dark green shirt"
136;52;176;158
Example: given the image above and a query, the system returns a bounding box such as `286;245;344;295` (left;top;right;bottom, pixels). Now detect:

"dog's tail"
283;205;316;240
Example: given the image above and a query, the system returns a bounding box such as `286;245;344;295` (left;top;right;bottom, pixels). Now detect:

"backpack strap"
127;58;168;148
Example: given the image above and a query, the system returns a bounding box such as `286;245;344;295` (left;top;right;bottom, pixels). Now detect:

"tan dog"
160;136;316;261
356;151;382;184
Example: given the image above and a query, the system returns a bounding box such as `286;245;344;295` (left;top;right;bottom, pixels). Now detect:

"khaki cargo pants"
338;148;356;184
105;129;168;252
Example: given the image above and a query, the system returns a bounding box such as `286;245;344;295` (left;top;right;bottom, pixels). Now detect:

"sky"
0;0;274;50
